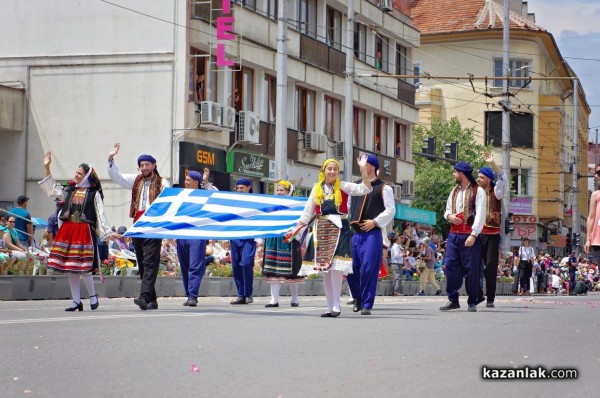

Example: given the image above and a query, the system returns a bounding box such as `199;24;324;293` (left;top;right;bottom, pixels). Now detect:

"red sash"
449;212;473;235
133;210;145;223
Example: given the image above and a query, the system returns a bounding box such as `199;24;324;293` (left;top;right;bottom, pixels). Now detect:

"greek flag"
124;188;307;240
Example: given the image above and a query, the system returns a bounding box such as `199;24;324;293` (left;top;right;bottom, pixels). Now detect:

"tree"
412;117;492;237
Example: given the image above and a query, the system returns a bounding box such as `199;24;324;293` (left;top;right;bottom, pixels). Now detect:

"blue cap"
137;154;157;166
454;161;476;184
366;154;379;171
478;166;495;187
236;178;252;187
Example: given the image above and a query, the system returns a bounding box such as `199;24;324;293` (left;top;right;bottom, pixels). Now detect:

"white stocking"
68;273;81;306
322;271;334;313
81;274;97;305
329;270;343;312
269;282;281;304
290;284;299;304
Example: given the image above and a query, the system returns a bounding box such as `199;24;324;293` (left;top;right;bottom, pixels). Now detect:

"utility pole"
343;0;355;180
274;0;288;181
501;0;512;251
572;78;580;255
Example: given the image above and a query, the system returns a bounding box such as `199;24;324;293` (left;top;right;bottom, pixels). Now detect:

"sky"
527;0;600;141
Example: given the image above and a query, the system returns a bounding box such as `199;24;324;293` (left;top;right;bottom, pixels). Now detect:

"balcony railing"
397;79;416;106
299;34;345;76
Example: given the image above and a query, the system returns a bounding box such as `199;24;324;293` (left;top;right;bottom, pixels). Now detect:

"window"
189;48;217;102
266;0;277;19
374;114;388;154
413;62;421;86
353;22;366;62
510;168;530;196
485;111;534;148
296;86;315;132
232;66;254;111
326;6;342;51
394;123;410;161
325;96;341;141
263;74;277;123
298;0;317;38
396;44;408;79
233;0;256;10
353;107;366;148
493;59;531;88
373;35;389;72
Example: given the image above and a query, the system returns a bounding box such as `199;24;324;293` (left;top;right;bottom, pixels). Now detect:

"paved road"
1;294;597;398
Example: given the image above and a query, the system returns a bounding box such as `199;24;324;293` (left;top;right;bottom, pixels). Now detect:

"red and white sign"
512;215;537;224
510;224;538;241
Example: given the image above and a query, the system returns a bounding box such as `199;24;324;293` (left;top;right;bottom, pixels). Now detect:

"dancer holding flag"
288;155;371;318
108;143;170;310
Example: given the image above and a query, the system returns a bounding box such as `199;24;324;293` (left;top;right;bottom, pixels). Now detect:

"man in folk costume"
107;143;170;310
347;155;395;315
229;178;262;305
177;169;218;307
476;153;509;308
440;161;487;312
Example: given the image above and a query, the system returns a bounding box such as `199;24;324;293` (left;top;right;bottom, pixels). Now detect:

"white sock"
269;283;281;304
330;270;343;312
81;274;97;305
68;274;81;306
290;284;299;304
322;271;334;312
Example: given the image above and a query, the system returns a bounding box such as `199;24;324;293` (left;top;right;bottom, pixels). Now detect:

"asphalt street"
1;294;598;398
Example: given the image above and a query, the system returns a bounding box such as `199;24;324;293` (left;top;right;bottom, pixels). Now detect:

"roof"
411;0;546;36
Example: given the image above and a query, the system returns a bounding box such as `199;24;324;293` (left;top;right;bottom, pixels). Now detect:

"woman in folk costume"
263;180;305;308
39;152;114;311
289;155;371;317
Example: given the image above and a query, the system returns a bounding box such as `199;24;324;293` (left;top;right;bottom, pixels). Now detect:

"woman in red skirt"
39;152;114;311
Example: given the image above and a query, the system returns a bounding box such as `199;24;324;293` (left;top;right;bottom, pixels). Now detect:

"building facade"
411;0;591;253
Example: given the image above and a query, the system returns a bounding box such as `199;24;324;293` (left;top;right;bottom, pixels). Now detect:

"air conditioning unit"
304;132;327;153
221;106;236;130
196;101;222;126
237;111;260;144
393;184;402;201
335;142;344;159
379;0;393;12
401;179;414;197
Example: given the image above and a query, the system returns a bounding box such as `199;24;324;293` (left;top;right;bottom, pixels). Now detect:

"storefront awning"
394;204;436;225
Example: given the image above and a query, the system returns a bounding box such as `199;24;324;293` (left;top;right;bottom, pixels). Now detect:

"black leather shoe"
352;298;362;313
439;301;460;311
468;304;477;312
486;301;495;308
435;289;442;296
290;302;299;307
65;301;83;312
265;303;279;308
134;297;148;310
89;294;99;311
230;297;246;305
186;298;198;307
147;301;158;310
320;312;333;317
361;309;371;315
331;310;341;317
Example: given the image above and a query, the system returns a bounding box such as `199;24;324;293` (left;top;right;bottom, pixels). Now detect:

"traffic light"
444;142;458;160
422;137;436;155
504;212;514;235
573;233;581;247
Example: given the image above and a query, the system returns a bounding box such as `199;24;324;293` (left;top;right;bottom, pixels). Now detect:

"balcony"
397;79;416;106
299;34;345;76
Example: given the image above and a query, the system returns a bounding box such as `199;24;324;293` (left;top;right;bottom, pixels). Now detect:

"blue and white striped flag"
124;188;307;240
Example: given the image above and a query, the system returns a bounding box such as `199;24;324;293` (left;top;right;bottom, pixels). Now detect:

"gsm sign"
197;150;215;165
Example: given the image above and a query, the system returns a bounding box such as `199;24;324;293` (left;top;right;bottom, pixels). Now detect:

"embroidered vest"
482;188;502;234
349;179;386;232
60;187;98;227
449;184;478;235
129;174;162;218
315;189;348;215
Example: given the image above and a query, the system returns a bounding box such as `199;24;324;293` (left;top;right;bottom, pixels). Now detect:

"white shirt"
347;178;396;230
298;181;372;225
519;246;535;261
443;184;487;236
107;160;170;212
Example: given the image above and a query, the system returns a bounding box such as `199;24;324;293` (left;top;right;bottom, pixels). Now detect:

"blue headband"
137;154;156;166
454;161;477;184
187;171;202;182
478;166;495;187
366;154;379;171
236;178;252;187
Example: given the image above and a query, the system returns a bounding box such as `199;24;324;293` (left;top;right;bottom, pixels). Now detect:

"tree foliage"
412;117;492;237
